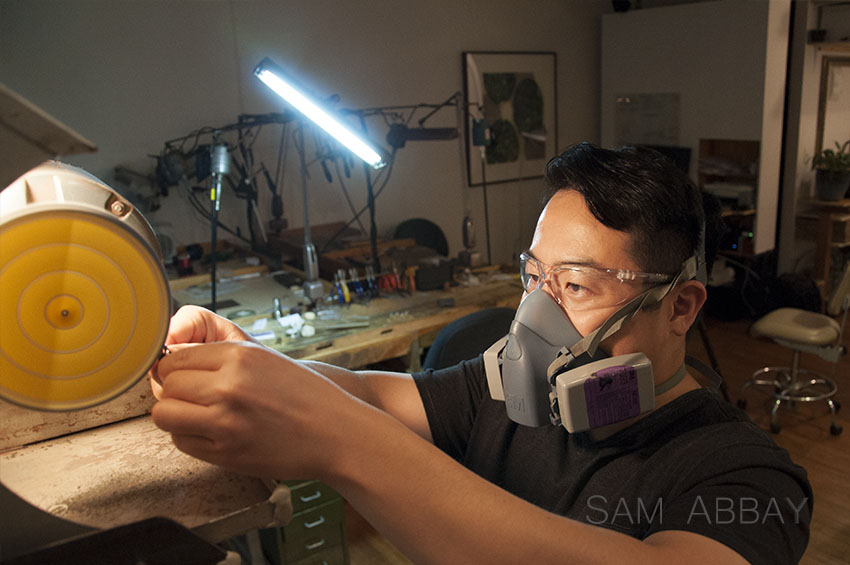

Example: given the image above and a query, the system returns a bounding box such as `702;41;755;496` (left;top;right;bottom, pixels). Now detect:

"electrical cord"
332;158;367;233
180;177;252;246
320;147;397;253
274;123;289;203
159;99;452;256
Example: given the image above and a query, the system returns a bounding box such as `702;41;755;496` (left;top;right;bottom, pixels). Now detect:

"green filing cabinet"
233;480;348;565
282;480;348;565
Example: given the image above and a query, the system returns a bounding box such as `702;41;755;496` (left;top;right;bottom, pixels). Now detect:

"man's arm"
151;337;747;565
152;306;432;441
321;383;748;565
301;360;433;443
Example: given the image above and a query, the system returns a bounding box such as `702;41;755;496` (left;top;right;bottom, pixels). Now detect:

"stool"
738;306;844;435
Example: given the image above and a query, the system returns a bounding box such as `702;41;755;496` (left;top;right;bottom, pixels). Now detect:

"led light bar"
253;58;386;169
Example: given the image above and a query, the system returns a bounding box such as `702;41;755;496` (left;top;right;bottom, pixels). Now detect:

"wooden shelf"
816;41;850;53
722;208;755;217
802;199;850;295
804;198;850;210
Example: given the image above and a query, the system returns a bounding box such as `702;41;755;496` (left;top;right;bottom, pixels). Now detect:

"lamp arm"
417;91;461;127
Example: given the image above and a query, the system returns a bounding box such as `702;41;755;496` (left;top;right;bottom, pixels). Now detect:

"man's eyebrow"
524;250;606;270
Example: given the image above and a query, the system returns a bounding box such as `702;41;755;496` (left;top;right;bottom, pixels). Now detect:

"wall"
600;0;790;256
0;0;603;266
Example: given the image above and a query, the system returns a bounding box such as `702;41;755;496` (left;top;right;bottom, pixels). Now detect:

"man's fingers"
165;305;216;345
165;305;251;346
151;398;212;435
169;433;221;465
152;399;240;468
155;343;244;404
157;342;227;378
156;368;225;405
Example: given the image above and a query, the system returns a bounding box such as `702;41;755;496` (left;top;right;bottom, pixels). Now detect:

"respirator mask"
484;254;704;433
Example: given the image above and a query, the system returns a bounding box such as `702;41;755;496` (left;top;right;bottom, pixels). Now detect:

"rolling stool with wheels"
738;263;850;436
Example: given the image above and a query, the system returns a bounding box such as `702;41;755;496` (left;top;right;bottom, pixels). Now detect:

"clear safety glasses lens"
519;253;671;311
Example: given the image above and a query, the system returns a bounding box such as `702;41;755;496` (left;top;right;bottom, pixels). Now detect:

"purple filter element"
583;365;640;428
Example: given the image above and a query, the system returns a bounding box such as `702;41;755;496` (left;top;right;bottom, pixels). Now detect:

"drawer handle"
299;490;323;503
305;538;326;551
304;515;326;529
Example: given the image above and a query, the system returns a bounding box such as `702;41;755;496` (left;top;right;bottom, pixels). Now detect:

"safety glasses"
519;251;672;311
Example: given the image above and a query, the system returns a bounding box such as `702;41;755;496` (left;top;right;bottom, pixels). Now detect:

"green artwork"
513;78;543;133
482;72;545;163
486;119;519;164
483;73;517;103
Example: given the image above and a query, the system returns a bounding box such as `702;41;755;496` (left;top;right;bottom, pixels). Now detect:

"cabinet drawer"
284;525;344;563
283;499;345;562
288;544;347;565
287;480;341;514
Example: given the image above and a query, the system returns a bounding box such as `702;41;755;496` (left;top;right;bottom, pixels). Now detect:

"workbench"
0;267;521;561
171;267;523;371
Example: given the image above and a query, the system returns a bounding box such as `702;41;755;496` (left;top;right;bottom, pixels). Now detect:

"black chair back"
423;307;515;370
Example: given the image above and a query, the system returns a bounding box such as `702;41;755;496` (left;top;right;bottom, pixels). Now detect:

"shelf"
722;209;755;217
803;198;850;210
815;41;850;53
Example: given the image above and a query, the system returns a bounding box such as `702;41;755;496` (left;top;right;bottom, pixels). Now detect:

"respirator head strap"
546;285;659;380
546;255;700;382
654;364;687;395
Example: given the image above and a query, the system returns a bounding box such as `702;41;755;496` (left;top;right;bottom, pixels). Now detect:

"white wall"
757;0;791;257
600;0;790;255
0;0;603;266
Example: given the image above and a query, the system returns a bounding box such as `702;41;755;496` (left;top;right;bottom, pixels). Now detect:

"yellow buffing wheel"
0;163;170;411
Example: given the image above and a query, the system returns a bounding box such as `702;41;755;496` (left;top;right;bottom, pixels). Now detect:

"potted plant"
813;140;850;201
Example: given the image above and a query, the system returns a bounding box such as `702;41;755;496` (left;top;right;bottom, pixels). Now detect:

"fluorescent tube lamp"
253;58;386;169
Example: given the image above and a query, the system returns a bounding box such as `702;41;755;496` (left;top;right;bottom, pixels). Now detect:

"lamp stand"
360;115;381;273
296;122;324;302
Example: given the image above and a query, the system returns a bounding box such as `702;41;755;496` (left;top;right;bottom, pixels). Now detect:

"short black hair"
543;142;704;276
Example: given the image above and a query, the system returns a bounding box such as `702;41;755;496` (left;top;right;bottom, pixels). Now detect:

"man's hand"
149;305;255;398
164;305;254;346
151;340;351;480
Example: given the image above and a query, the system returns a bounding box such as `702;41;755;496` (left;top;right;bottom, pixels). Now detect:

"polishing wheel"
0;162;170;411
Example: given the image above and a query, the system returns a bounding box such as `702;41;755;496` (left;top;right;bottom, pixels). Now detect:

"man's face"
527;189;667;359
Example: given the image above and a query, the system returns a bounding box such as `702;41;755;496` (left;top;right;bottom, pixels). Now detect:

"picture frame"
815;56;850;157
462;51;558;187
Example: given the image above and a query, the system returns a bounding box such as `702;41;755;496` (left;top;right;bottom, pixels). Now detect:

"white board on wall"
614;92;680;146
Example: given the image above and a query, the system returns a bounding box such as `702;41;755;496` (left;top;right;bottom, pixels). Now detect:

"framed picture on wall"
816;56;850;157
462;51;558;187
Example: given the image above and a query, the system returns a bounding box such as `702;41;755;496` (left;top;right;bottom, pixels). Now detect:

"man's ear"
669;280;707;337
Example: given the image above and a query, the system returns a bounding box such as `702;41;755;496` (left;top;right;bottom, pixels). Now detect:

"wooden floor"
344;313;850;564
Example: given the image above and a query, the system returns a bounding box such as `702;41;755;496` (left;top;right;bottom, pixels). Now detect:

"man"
152;143;811;564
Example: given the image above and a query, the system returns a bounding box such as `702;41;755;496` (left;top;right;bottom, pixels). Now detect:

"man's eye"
564;282;588;294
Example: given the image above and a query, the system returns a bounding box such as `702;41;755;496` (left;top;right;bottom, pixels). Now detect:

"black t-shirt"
413;356;812;565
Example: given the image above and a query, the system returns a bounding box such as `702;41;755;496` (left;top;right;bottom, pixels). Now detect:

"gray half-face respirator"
484;256;704;433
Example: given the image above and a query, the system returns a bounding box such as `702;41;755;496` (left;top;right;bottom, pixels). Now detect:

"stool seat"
739;261;850;437
750;307;840;346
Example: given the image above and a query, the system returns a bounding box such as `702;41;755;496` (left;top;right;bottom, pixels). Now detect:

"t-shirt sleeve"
412;356;489;461
645;429;812;565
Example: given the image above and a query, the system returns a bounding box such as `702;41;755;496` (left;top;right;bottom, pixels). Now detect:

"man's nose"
539;278;560;304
